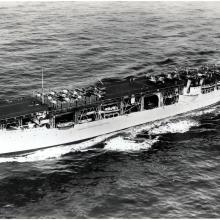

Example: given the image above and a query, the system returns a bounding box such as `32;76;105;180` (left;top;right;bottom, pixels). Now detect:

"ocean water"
0;1;220;218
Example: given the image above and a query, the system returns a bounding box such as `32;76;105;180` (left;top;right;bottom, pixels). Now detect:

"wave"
188;50;217;56
103;117;201;152
104;136;159;152
193;58;208;65
198;50;216;55
129;64;146;71
149;119;200;135
156;58;176;65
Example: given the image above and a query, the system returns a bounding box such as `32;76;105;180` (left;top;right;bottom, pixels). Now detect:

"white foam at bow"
103;118;200;152
104;136;159;152
149;119;200;135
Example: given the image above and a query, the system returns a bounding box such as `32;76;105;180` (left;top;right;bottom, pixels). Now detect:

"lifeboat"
57;121;75;129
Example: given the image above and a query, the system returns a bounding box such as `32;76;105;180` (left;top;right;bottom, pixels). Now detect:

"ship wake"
104;136;159;152
103;118;200;152
148;119;200;135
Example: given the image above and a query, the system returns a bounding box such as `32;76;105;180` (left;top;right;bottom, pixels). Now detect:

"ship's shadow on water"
0;106;220;217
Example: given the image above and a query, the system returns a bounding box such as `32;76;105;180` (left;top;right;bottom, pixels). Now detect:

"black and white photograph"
0;0;220;218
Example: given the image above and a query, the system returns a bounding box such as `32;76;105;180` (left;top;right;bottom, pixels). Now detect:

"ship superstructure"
1;64;220;154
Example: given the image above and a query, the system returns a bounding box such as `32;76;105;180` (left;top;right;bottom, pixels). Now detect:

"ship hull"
1;90;220;155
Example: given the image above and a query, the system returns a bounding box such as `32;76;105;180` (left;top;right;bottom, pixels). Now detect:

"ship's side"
1;64;220;155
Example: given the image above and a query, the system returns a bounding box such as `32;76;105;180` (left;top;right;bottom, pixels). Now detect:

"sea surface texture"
0;1;220;218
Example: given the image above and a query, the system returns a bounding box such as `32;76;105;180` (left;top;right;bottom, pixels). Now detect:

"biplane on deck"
0;75;183;122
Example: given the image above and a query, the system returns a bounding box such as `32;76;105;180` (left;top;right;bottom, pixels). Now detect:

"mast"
42;67;44;104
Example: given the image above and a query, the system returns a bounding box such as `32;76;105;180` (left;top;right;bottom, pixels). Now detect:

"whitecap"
149;119;200;135
104;136;159;152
